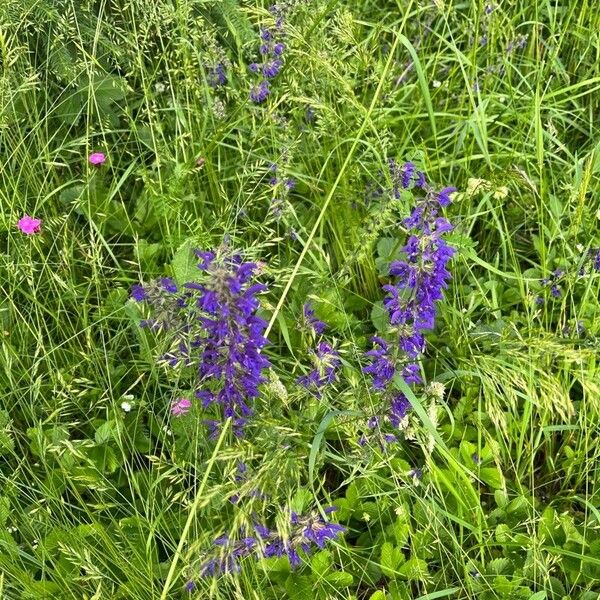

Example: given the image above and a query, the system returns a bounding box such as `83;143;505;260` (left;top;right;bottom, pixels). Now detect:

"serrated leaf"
94;421;115;445
397;557;428;581
324;571;353;586
285;575;314;600
487;558;512;575
380;542;404;577
346;482;360;507
172;240;202;284
393;519;410;547
311;550;331;578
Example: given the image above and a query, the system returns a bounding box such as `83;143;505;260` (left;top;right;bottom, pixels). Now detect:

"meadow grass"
1;0;599;599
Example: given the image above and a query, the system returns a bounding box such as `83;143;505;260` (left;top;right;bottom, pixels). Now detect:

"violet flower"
192;508;344;579
297;341;340;397
363;162;456;432
303;302;327;335
131;249;270;432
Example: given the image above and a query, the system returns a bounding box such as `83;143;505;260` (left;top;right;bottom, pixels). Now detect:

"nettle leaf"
397;557;428;581
324;571;353;587
310;550;332;578
285;575;314;600
172;239;203;285
380;541;404;577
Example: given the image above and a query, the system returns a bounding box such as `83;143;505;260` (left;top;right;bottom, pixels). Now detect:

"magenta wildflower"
17;215;41;235
89;152;106;165
171;397;192;416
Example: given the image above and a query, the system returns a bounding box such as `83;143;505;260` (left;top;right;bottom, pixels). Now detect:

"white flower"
121;401;132;413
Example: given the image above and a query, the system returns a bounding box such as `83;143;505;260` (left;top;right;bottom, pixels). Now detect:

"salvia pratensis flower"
207;62;227;88
131;248;270;432
303;302;326;335
363;161;456;432
248;4;292;103
193;508;344;579
297;341;340;396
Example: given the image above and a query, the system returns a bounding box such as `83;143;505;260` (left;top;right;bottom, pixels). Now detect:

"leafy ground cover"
1;1;599;598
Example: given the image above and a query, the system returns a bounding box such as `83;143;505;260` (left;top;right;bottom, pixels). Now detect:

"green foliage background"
0;0;599;598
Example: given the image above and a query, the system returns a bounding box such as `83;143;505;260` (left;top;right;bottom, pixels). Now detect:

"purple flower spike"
250;80;270;103
363;337;396;389
132;248;270;434
303;302;327;335
363;164;455;432
437;186;457;207
196;508;345;577
298;342;340;396
131;284;147;302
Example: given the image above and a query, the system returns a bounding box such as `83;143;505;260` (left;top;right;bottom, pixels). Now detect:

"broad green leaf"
311;550;331;578
324;571;354;587
285;575;314;600
172;239;202;284
398;557;428;581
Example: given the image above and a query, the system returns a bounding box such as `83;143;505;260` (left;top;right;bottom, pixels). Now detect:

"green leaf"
94;420;116;445
398;557;428;581
311;550;331;578
479;467;503;490
171;239;202;284
324;571;354;587
285;575;314;600
487;558;512;575
290;488;312;514
393;519;410;547
381;542;404;577
371;301;389;332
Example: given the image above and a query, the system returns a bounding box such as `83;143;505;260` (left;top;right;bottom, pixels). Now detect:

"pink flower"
171;397;192;416
17;215;41;235
88;152;106;165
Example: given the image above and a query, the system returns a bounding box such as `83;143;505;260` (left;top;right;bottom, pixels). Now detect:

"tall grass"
0;0;599;599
